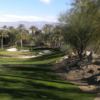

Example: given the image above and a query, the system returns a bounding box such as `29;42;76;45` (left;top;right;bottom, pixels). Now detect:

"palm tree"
30;26;44;46
42;24;54;47
42;24;53;34
8;26;18;46
17;24;29;49
0;25;8;49
51;25;64;48
30;26;38;35
29;26;39;45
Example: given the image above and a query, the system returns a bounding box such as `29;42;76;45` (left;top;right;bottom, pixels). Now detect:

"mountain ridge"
0;21;58;29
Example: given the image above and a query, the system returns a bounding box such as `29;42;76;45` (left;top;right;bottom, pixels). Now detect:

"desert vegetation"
0;0;100;100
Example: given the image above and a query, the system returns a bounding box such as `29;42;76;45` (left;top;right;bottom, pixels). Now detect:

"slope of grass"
0;51;33;56
0;51;96;100
0;51;64;64
0;64;95;100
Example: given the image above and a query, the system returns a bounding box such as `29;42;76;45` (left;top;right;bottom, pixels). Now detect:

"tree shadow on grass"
0;64;74;85
0;86;75;100
0;75;82;100
0;64;94;100
27;52;65;62
2;64;59;80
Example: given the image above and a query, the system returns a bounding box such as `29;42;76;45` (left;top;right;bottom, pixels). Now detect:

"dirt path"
94;93;100;100
79;85;100;100
79;85;97;93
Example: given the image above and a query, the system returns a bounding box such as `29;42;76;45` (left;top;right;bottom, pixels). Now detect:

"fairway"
0;0;99;99
0;53;95;100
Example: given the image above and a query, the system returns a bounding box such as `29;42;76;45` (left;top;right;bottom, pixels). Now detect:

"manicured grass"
0;51;34;56
0;64;95;100
0;51;64;64
0;51;96;100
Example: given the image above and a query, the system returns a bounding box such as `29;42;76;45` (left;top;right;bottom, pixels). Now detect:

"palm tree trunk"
20;39;23;49
20;32;23;49
1;33;3;49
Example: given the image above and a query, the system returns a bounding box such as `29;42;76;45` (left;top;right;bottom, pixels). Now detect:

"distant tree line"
0;23;64;50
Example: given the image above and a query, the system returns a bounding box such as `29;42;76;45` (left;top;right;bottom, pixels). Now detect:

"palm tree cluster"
0;24;64;50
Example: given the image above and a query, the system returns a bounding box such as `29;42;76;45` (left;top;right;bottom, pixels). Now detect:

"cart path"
94;93;100;100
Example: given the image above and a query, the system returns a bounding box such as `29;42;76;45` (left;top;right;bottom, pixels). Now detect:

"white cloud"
40;0;51;4
0;14;58;22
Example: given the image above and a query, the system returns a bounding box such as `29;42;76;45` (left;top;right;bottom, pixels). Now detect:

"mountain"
0;21;58;29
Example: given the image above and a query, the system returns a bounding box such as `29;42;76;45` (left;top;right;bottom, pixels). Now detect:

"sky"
0;0;73;22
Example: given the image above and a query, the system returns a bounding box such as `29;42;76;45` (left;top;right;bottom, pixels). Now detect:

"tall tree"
0;26;8;49
30;26;38;35
17;24;29;49
59;0;100;60
29;26;39;45
42;24;53;34
8;26;18;46
42;24;54;47
51;25;64;48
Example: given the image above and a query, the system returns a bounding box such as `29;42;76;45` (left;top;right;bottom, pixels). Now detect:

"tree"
42;24;53;34
59;0;100;60
42;24;64;49
17;24;30;49
0;26;9;49
29;26;39;45
8;26;18;46
33;30;44;46
30;26;42;46
51;25;64;48
30;26;38;35
42;24;54;47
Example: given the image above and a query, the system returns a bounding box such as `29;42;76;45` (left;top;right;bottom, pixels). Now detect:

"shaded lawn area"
0;64;96;100
0;52;96;100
